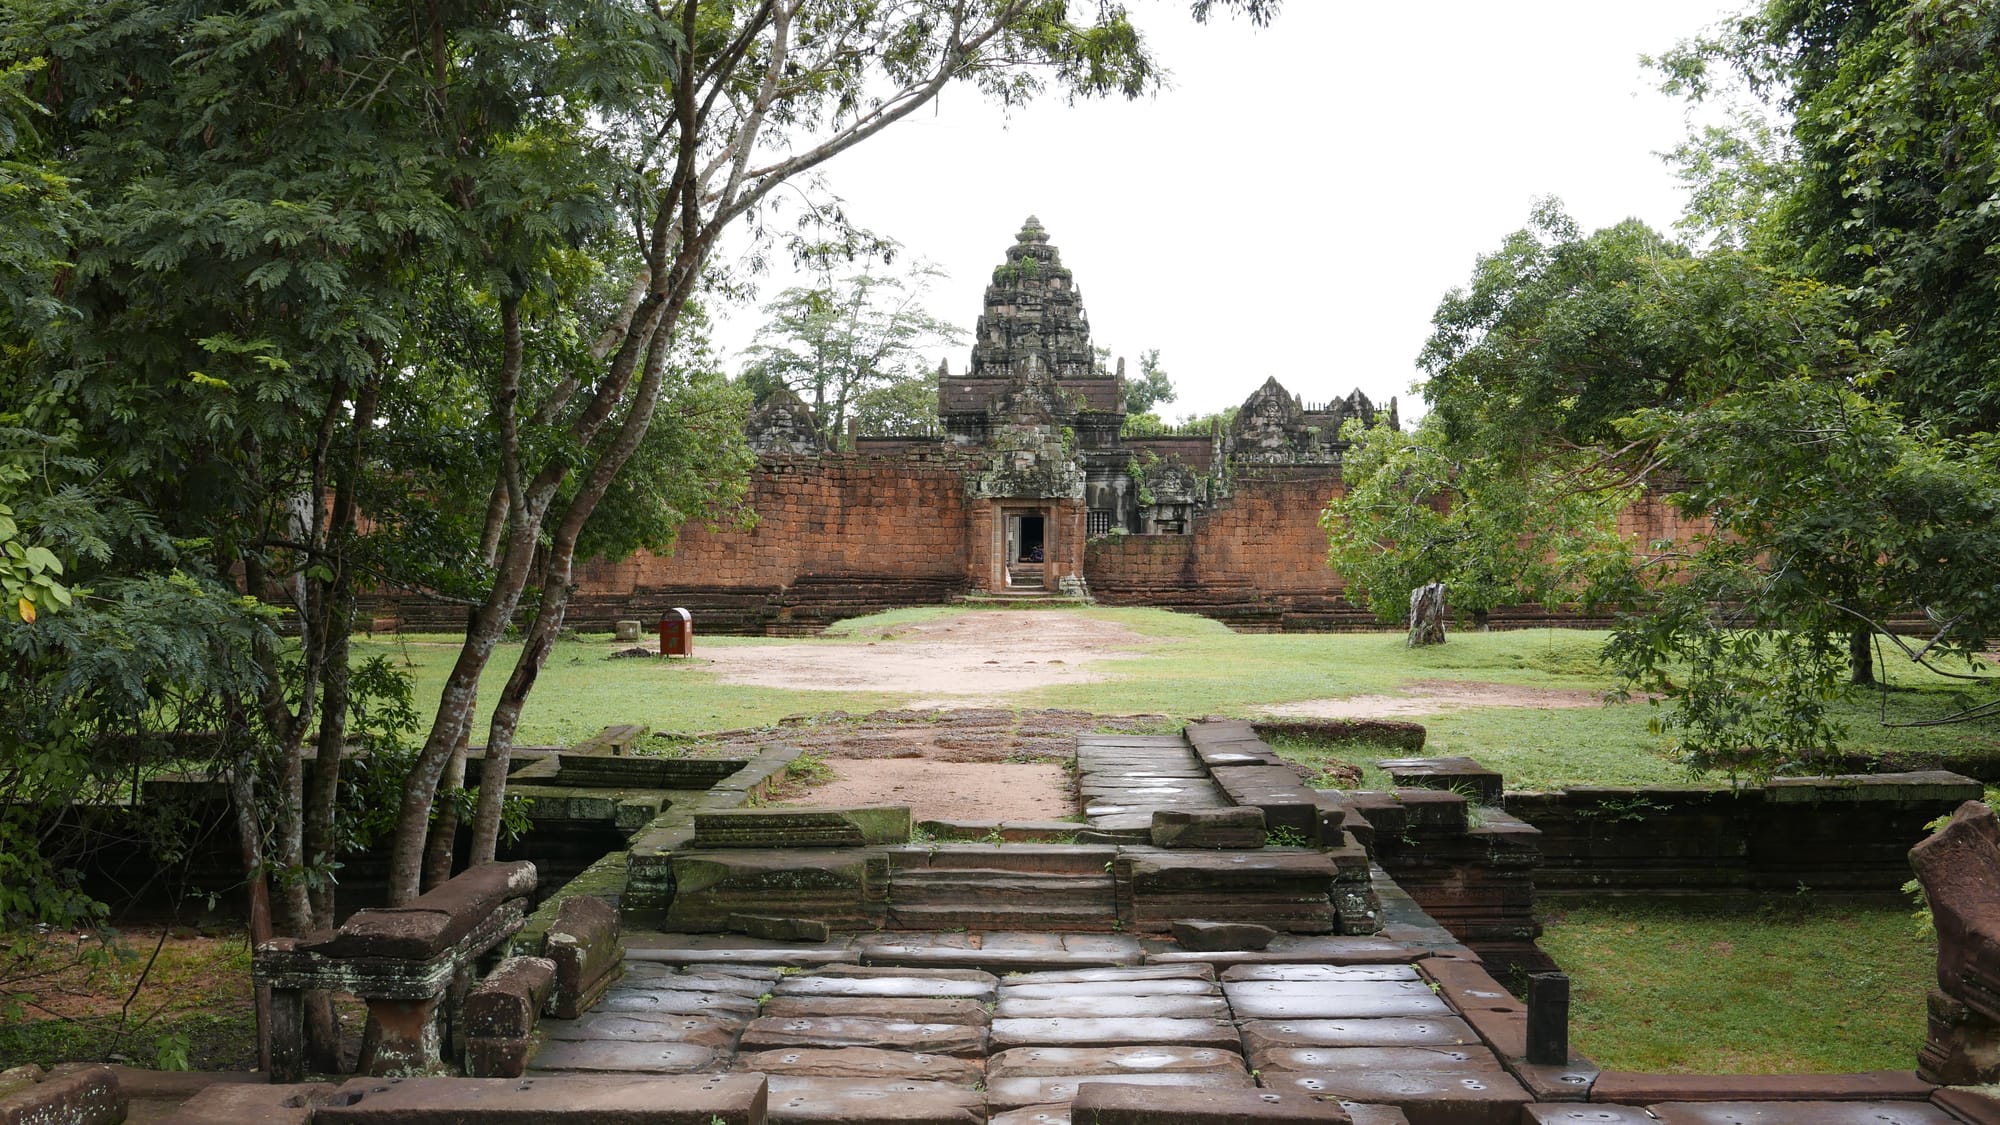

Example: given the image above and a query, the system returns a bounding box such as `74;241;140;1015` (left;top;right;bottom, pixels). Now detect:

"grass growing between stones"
1537;897;1933;1073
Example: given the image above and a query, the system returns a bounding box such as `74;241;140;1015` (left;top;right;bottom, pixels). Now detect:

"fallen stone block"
1912;799;2000;1078
547;895;624;1020
1070;1081;1354;1123
466;956;558;1040
0;1066;124;1125
729;914;833;943
1151;807;1266;849
1379;757;1504;806
312;1074;767;1123
1172;920;1276;951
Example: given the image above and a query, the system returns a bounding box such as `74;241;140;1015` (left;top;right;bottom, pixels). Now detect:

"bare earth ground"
698;708;1167;823
1258;678;1610;718
691;614;1610;817
697;611;1152;708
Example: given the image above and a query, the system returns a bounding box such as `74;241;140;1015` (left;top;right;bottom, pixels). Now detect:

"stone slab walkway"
1074;734;1231;841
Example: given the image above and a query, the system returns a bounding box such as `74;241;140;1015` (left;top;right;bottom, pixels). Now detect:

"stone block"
527;1040;718;1073
301;860;535;960
738;1016;989;1056
547;894;624;1020
694;806;913;849
1912;800;2000;1027
991;1072;1255;1111
1151;807;1267;849
761;996;991;1025
1001;978;1218;1001
763;1076;985;1124
0;1068;39;1102
1221;980;1452;1021
1239;1017;1477;1059
1379;757;1504;805
0;1066;124;1125
1262;1063;1530;1125
1921;988;2000;1085
729;914;833;943
1069;1082;1353;1123
1171;920;1276;951
995;994;1230;1020
1121;850;1338;934
1648;1104;1957;1124
311;1074;767;1123
1522;1107;1658;1124
154;1082;327;1125
467;956;558;1040
615;619;642;641
664;849;886;933
735;1047;983;1084
542;1012;745;1048
989;1017;1242;1052
987;1045;1246;1080
1587;1070;1936;1104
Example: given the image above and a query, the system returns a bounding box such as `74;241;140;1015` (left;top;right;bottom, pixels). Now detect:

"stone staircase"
886;844;1121;931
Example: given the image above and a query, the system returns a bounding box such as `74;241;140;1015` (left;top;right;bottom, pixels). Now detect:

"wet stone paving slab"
528;935;1479;1123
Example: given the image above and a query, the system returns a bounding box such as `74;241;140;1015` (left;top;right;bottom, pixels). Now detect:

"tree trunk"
421;730;467;890
1408;582;1448;647
225;738;274;1076
468;312;677;865
1850;626;1876;686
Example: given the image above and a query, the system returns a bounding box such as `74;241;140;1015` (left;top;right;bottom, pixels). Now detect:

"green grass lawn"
1537;898;1934;1073
356;606;2000;792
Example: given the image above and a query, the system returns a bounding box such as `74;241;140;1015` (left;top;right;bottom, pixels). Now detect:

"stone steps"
890;867;1119;932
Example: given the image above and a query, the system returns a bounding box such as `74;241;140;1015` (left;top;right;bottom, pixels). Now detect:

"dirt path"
697;611;1154;707
700;708;1165;823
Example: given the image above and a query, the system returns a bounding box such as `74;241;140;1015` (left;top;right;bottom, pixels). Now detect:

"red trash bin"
660;608;693;657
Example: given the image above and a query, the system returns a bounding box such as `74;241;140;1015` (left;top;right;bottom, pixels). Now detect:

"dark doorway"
1017;515;1045;562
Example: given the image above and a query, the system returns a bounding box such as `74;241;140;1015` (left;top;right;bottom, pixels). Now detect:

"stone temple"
535;216;1445;635
368;216;1679;636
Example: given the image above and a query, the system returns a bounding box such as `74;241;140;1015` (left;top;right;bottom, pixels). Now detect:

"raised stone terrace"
74;722;2000;1125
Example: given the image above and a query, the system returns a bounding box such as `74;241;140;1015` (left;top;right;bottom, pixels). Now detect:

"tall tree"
739;258;962;445
1124;348;1176;415
1323;415;1633;636
402;0;1287;902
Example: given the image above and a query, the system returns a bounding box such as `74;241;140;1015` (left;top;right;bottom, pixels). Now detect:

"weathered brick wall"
567;451;975;632
1085;469;1362;630
1510;772;1982;897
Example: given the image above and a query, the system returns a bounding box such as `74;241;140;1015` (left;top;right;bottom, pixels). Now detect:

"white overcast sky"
708;0;1742;423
